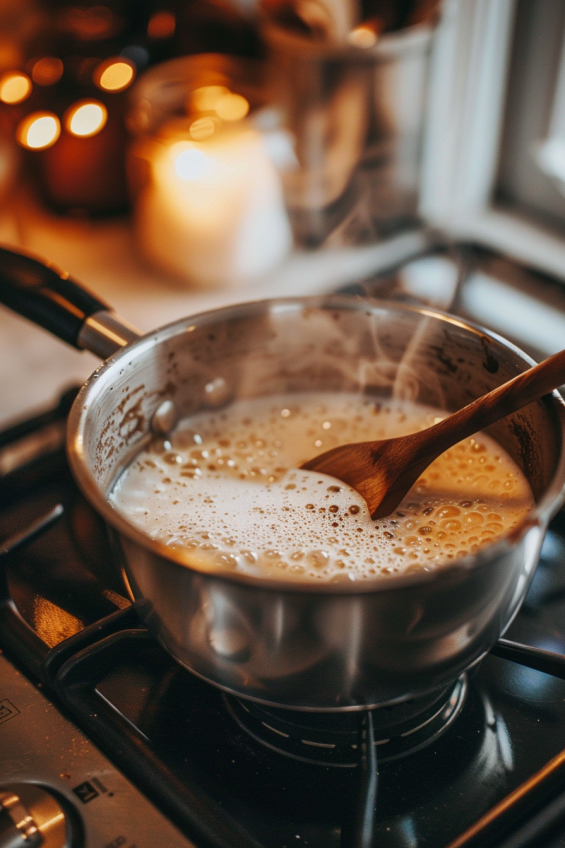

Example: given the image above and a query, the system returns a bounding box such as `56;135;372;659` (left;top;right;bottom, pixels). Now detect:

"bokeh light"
31;57;64;86
65;100;108;137
147;11;176;39
17;112;61;149
348;24;379;47
95;58;135;92
0;72;32;104
215;92;249;121
189;117;216;141
190;85;229;113
189;86;250;121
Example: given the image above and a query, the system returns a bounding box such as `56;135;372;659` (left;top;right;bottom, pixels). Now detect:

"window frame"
420;0;565;281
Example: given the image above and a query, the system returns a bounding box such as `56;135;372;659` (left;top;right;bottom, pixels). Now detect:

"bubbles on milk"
109;393;534;582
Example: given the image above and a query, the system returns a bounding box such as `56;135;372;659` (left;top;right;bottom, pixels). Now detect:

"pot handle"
0;245;141;358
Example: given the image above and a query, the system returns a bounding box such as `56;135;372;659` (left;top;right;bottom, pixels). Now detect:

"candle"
132;119;292;288
3;48;138;214
20;98;129;214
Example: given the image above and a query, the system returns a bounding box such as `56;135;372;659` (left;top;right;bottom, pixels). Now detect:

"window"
421;0;565;280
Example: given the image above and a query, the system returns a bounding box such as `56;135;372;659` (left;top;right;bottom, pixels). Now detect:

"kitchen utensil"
303;347;565;518
1;244;565;711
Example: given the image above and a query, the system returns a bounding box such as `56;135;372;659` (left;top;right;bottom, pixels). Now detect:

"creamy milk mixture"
110;393;535;582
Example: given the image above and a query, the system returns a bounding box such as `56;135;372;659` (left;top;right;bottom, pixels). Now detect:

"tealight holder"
0;1;176;215
127;54;292;289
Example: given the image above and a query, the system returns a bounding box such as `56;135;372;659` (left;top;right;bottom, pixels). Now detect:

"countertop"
0;186;425;428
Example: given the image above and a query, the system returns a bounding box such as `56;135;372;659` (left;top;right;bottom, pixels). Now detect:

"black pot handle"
0;245;140;358
0;245;110;348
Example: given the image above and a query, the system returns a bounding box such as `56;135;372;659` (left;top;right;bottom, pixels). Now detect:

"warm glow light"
190;85;228;113
348;25;378;47
137;127;292;286
65;100;108;137
189;117;215;140
17;112;60;149
0;72;32;104
60;4;117;39
96;59;135;92
172;143;216;181
32;57;64;86
215;92;249;121
147;10;176;38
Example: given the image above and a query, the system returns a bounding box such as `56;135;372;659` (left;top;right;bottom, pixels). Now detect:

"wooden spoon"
301;348;565;519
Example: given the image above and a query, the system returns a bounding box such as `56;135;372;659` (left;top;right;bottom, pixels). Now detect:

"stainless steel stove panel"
0;653;193;848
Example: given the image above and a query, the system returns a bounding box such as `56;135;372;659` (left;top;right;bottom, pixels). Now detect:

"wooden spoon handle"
420;347;565;458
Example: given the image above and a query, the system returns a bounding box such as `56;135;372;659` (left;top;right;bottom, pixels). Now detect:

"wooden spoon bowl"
302;348;565;518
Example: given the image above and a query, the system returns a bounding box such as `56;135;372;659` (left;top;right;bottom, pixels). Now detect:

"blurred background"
2;0;565;425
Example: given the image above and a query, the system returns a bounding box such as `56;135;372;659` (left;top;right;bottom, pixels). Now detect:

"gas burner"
224;676;467;766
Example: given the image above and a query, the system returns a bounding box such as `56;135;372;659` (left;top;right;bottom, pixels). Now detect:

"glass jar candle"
127;54;292;289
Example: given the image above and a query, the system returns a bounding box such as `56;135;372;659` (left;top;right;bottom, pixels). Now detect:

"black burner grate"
224;676;467;766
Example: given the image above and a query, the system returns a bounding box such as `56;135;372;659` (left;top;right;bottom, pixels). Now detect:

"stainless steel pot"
2;245;565;712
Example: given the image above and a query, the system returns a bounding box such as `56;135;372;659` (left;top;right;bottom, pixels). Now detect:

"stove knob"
0;784;70;848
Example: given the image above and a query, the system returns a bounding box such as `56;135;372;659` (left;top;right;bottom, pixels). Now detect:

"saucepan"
1;244;565;712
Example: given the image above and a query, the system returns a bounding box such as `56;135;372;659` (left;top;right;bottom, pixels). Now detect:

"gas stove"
4;252;565;848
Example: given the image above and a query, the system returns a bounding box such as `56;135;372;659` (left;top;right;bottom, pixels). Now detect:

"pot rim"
66;295;565;595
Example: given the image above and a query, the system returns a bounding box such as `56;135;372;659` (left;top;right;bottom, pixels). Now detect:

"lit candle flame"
65;100;108;137
0;72;32;104
17;112;61;149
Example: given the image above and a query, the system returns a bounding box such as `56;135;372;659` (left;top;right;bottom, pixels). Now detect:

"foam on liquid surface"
110;393;534;582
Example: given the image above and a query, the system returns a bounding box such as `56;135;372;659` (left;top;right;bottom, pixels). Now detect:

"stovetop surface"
88;620;565;848
4;391;565;848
